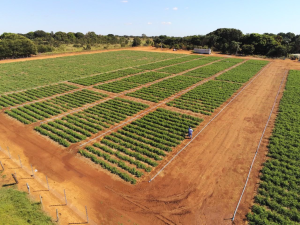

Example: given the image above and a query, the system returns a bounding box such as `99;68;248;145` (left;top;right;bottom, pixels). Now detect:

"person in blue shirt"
188;127;193;139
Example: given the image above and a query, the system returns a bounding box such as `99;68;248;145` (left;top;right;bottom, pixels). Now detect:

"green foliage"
216;60;269;83
248;70;300;224
79;108;202;184
168;80;242;115
33;98;148;146
0;33;37;59
0;188;54;225
0;51;181;94
94;71;172;93
132;37;141;47
242;44;255;55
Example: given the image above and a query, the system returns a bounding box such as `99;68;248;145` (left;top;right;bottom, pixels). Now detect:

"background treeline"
153;28;300;58
0;28;299;59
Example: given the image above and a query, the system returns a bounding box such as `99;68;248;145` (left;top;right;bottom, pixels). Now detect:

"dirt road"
0;56;299;224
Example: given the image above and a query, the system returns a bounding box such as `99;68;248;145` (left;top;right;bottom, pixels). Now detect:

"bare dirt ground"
0;50;300;225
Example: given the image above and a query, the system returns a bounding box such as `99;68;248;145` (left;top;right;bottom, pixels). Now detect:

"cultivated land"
0;49;300;224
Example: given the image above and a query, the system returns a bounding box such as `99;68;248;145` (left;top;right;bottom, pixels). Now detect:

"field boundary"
148;62;272;182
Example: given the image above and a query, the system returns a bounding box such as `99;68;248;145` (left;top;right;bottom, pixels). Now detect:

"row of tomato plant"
126;75;202;102
34;98;148;146
79;108;202;184
70;68;143;86
5;89;107;124
157;56;221;74
167;80;242;115
216;60;269;83
0;83;78;109
183;58;244;78
247;70;300;224
94;71;172;93
135;55;201;70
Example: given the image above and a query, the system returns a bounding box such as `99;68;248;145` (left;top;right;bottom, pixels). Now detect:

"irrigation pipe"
148;62;272;183
231;69;288;221
79;60;244;147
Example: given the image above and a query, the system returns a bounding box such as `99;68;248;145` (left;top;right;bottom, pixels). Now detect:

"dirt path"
0;58;299;224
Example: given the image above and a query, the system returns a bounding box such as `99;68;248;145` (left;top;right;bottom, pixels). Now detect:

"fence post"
85;206;89;223
26;183;30;194
18;155;22;168
31;164;35;178
0;161;4;171
40;195;43;209
56;209;59;222
12;173;18;184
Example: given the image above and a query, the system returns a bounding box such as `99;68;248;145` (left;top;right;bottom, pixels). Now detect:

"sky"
1;0;299;37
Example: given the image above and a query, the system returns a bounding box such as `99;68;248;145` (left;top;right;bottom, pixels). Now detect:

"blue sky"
1;0;299;36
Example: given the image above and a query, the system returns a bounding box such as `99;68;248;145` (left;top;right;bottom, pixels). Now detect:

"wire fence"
0;144;97;225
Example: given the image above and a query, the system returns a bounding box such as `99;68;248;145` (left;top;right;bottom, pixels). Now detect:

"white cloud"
185;7;189;9
165;8;169;10
161;22;171;25
147;22;152;25
124;22;132;25
173;7;178;10
121;0;128;3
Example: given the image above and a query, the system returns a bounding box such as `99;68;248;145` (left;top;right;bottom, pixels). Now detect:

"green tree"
0;33;37;59
242;44;255;55
132;37;141;46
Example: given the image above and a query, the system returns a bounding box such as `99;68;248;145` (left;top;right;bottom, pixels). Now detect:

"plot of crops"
5;90;107;124
167;80;241;115
0;51;182;94
216;60;269;83
136;55;202;70
247;70;300;224
79;108;202;184
34;98;148;147
183;58;244;78
70;68;143;86
0;83;78;110
157;56;221;74
94;71;171;93
126;76;202;102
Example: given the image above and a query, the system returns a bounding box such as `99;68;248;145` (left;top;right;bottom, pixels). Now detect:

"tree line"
153;28;300;58
0;29;299;59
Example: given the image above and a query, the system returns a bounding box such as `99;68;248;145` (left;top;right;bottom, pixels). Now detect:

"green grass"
0;50;182;94
0;187;54;225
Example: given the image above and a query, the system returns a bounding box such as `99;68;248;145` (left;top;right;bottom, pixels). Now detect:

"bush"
73;44;80;47
37;45;53;53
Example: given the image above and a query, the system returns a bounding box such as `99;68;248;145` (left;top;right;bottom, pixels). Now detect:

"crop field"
247;70;300;224
157;56;221;74
135;55;202;70
5;89;107;124
0;83;78;109
79;108;202;184
1;49;295;225
94;71;171;93
0;51;182;94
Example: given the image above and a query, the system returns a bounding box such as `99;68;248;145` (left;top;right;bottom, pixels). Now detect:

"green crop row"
216;60;269;83
157;56;221;74
135;55;202;70
167;80;242;115
94;71;171;93
0;51;182;94
126;75;202;102
247;70;300;224
5;89;108;124
0;83;78;110
183;58;244;78
33;98;149;146
70;68;143;86
79;108;202;184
